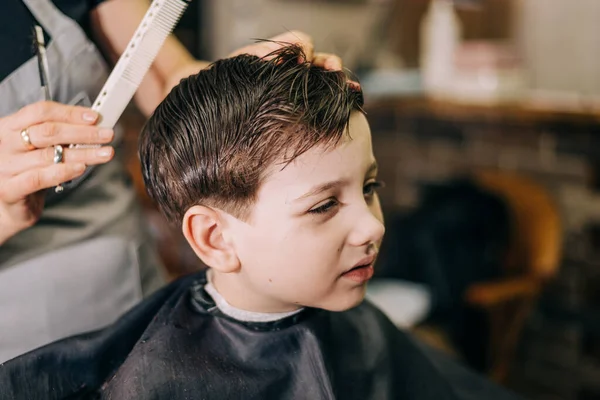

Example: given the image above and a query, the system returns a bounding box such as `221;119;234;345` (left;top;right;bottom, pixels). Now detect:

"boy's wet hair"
139;44;364;224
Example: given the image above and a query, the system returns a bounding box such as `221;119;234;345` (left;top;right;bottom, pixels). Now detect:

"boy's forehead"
259;113;374;199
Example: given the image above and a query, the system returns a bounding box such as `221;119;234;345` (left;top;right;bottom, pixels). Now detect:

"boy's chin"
317;288;367;312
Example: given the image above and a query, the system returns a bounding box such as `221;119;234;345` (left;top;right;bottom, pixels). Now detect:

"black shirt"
0;0;105;82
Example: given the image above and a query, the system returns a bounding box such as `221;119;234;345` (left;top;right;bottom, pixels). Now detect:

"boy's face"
226;111;385;312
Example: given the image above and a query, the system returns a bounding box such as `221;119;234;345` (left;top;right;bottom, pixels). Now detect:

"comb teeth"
112;0;188;87
81;0;190;139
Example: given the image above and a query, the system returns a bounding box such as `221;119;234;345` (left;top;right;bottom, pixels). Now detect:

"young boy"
0;46;518;400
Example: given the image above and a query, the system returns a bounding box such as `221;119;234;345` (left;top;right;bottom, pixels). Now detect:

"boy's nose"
348;208;385;248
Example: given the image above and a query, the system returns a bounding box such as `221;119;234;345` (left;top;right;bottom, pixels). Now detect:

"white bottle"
420;0;462;97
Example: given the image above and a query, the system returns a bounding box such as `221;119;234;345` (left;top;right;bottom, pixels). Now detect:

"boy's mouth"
342;255;376;283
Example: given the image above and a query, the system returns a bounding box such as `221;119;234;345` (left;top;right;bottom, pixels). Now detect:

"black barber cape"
0;271;519;400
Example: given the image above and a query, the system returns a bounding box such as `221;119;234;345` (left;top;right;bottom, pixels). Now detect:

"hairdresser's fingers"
270;31;314;61
312;53;342;71
229;41;285;59
347;80;361;91
228;30;314;61
0;146;114;176
53;146;114;165
0;102;100;153
4;101;98;132
24;123;114;150
0;163;86;204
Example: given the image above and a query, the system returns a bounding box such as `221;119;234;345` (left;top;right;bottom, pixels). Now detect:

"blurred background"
120;1;600;398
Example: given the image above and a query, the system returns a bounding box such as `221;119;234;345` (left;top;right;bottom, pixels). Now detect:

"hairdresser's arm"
91;0;343;117
90;0;204;116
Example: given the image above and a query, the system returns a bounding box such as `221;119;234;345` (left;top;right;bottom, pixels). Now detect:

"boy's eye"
364;180;385;197
308;199;338;215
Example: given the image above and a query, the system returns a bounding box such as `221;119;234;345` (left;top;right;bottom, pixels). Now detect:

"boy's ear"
182;205;241;273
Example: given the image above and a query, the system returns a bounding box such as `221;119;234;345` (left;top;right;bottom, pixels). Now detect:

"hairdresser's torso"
0;0;164;363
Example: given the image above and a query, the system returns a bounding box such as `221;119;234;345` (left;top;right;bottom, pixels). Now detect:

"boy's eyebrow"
294;161;379;202
367;161;378;175
294;180;347;202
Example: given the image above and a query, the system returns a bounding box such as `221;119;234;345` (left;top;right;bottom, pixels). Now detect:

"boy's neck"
209;269;304;314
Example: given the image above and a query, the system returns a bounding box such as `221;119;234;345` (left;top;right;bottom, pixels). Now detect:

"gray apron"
0;0;165;363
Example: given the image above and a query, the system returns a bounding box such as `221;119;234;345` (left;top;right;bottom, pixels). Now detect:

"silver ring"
53;144;64;164
20;128;36;150
54;144;65;193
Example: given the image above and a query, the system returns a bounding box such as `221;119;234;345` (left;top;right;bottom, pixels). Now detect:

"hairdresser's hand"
164;31;346;97
0;101;115;244
228;30;343;71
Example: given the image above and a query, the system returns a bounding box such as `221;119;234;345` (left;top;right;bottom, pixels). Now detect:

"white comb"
74;0;191;149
